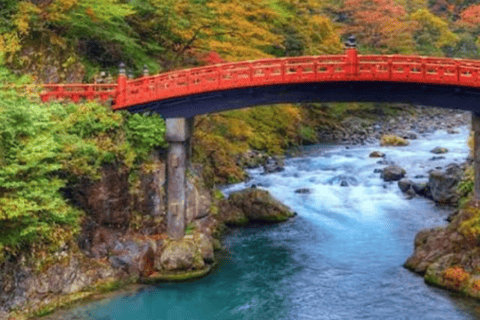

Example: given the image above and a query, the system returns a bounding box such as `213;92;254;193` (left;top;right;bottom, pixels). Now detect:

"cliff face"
0;155;217;318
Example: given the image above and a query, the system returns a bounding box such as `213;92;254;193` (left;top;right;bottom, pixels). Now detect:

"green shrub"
0;68;168;259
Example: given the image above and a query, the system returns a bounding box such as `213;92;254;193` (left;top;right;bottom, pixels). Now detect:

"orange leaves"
459;5;480;29
343;0;415;52
443;266;470;287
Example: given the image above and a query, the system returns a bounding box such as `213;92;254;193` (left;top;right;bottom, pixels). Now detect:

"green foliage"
124;113;168;160
185;222;196;235
0;68;168;259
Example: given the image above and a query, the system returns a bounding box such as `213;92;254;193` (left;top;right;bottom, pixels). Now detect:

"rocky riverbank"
0;159;295;319
1;105;474;319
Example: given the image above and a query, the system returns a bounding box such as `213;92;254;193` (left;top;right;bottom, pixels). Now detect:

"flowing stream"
61;125;480;320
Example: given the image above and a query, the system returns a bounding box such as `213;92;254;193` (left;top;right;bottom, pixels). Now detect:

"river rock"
429;156;446;161
369;151;385;158
108;241;155;277
431;147;449;154
381;165;406;182
193;232;214;263
403;132;418;140
295;188;312;194
412;182;429;197
159;239;204;271
328;175;359;187
263;156;285;174
217;199;249;226
398;179;413;193
427;163;462;204
227;188;295;222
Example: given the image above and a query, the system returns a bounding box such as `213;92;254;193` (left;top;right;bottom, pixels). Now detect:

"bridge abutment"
165;117;194;239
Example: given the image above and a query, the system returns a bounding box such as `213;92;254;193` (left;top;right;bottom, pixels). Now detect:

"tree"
342;0;417;53
411;8;459;55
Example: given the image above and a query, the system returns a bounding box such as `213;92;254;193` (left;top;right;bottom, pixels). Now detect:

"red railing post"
345;35;358;77
116;62;127;108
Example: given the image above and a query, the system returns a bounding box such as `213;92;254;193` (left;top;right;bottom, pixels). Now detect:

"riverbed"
57;126;480;320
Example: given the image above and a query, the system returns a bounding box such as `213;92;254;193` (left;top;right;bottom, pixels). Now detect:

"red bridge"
40;41;480;118
38;38;480;239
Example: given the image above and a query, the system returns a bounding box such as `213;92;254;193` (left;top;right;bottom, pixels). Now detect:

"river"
59;125;480;319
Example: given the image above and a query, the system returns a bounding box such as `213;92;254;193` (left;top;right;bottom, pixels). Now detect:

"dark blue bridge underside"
125;82;480;118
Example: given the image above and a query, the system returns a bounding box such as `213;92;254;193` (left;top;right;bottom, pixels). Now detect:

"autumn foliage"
443;266;470;287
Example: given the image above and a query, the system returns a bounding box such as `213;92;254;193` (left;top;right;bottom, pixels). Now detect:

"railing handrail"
38;50;480;110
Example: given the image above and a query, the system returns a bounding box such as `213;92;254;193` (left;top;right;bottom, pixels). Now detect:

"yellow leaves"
13;1;41;36
411;9;459;49
0;33;21;55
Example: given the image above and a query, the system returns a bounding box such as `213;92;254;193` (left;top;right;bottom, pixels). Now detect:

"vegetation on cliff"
0;66;167;265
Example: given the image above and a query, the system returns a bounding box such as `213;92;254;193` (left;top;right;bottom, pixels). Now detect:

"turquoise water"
61;127;480;320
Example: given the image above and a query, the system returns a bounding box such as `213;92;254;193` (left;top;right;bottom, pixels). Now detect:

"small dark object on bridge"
345;35;356;48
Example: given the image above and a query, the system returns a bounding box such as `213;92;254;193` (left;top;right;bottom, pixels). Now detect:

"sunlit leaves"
411;9;459;54
342;0;416;53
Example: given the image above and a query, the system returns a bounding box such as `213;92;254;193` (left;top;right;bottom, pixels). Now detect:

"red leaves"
459;5;480;28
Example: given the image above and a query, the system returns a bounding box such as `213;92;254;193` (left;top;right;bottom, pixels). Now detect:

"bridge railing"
40;83;117;103
38;50;480;110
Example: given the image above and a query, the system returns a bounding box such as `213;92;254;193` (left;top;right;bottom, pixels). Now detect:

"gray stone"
431;147;449;154
369;151;385;158
403;132;418;140
398;179;413;193
427;163;462;204
381;165;406;182
159;239;203;271
295;188;312;194
193;233;214;263
429;156;446;161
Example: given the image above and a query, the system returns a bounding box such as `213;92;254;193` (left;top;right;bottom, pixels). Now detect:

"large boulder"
227;188;295;223
159;239;204;271
108;240;155;277
218;199;249;226
193;233;214;263
427;163;462;204
381;165;406;182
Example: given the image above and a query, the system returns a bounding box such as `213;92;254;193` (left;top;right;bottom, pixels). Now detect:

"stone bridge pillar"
165;117;194;239
473;113;480;202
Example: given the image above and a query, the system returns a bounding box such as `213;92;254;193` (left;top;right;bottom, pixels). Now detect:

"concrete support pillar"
165;117;192;239
473;113;480;202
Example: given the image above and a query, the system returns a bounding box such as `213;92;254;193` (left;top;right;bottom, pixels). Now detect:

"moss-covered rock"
380;135;409;146
193;232;214;263
227;188;295;223
159;239;204;271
